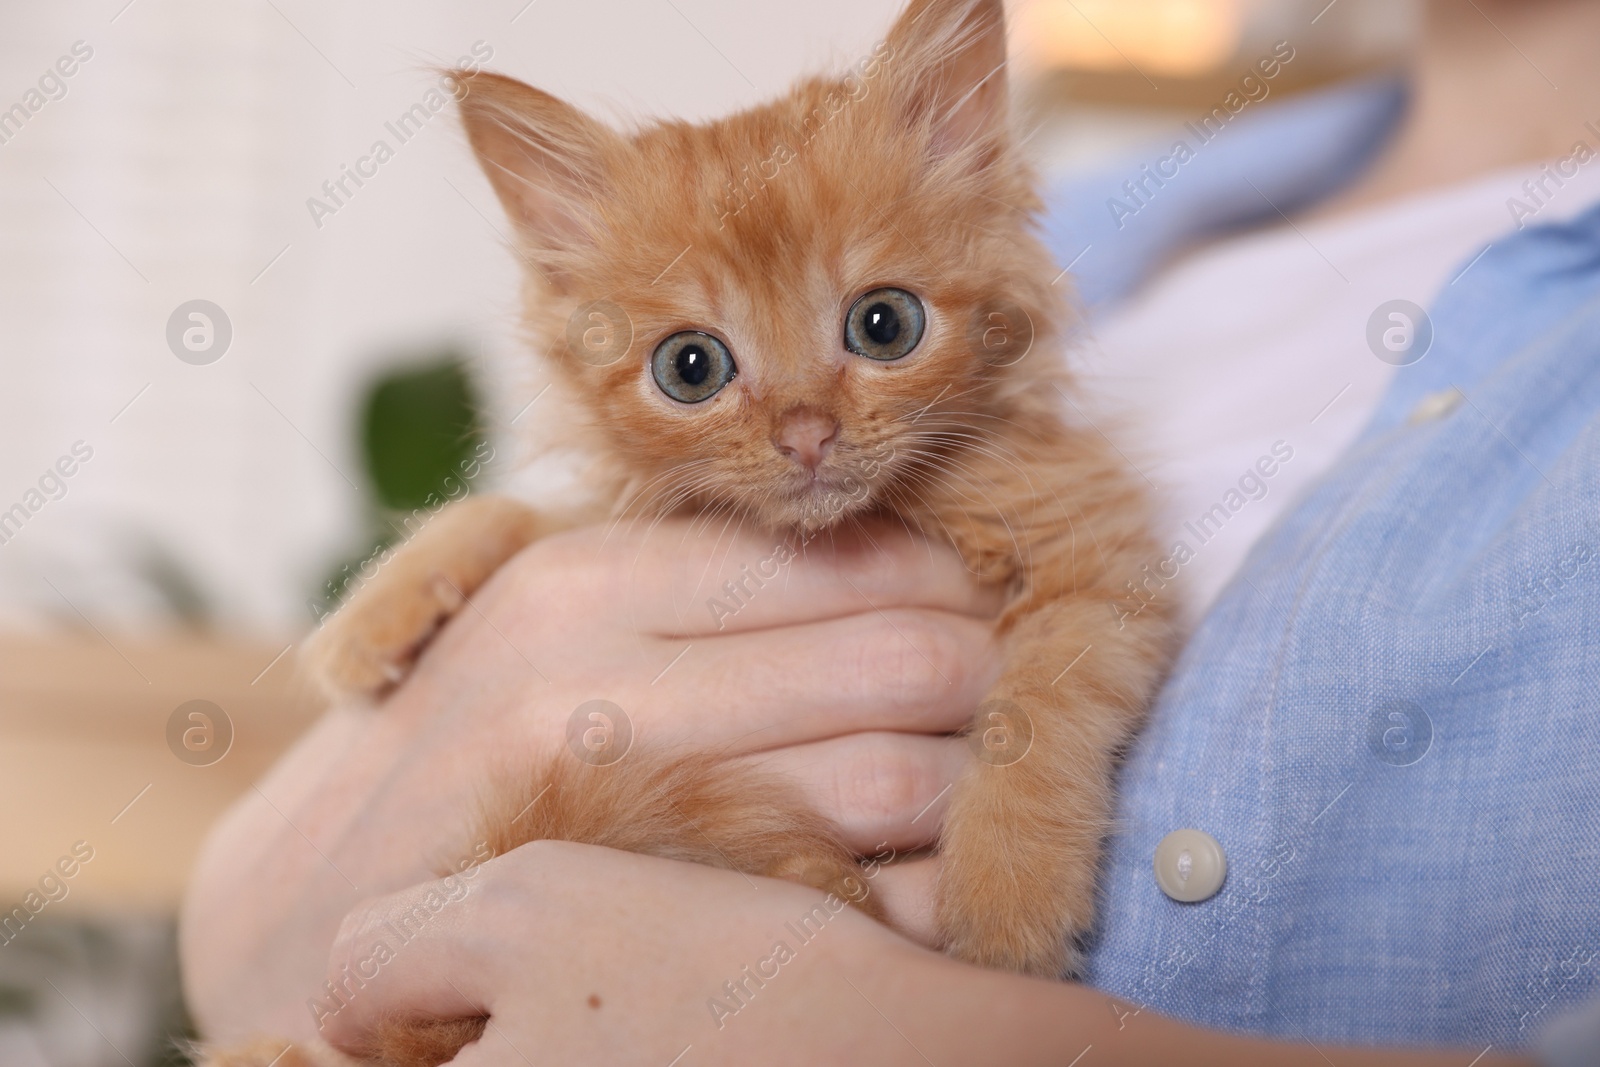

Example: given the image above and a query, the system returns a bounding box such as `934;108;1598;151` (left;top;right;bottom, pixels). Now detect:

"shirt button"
1408;386;1463;424
1154;829;1227;902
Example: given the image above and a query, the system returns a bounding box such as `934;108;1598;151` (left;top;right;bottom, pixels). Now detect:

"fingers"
643;607;1000;752
667;520;1001;636
506;517;1003;638
741;732;968;852
741;731;953;950
317;869;494;1054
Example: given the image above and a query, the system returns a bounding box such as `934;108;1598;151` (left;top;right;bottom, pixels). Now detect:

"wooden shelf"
0;632;324;915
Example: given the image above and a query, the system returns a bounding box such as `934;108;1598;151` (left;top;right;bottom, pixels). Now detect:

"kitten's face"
462;0;1058;531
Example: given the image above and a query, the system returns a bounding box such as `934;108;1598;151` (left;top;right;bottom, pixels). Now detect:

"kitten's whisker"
881;477;971;573
899;439;1034;499
892;383;990;423
896;382;956;424
904;426;1033;475
892;448;1032;570
608;459;715;530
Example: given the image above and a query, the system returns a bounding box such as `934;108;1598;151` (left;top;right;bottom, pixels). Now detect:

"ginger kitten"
209;1;1169;1063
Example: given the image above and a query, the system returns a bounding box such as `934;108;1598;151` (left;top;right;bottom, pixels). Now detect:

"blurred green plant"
0;982;35;1017
133;537;214;629
362;357;484;512
314;350;486;617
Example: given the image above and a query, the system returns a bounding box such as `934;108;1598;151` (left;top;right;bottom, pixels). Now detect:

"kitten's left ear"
883;0;1010;158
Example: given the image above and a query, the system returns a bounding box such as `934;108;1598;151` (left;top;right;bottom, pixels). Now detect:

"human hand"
318;839;1021;1067
181;517;998;1044
316;841;1537;1067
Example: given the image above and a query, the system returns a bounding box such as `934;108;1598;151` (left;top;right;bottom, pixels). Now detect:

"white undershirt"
1074;159;1600;629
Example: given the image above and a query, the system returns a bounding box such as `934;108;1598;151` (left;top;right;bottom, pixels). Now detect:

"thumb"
314;865;493;1057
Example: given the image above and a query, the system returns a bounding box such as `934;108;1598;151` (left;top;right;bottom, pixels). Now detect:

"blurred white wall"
0;0;905;633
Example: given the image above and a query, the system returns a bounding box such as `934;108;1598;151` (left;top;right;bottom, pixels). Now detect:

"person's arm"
318;842;1533;1067
179;517;997;1043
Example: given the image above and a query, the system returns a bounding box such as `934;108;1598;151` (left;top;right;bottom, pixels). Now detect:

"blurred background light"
1014;0;1247;77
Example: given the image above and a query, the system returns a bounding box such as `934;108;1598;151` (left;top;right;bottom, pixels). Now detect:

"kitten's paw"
936;878;1085;977
302;496;547;704
304;570;466;703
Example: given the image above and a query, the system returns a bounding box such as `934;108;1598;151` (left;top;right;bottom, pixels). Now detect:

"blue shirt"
1050;78;1600;1052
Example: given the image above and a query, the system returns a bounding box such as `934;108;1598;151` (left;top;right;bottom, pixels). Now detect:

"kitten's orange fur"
208;1;1169;1064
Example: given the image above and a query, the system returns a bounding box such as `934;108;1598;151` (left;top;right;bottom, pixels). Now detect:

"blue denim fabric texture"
1045;82;1600;1049
1040;75;1406;310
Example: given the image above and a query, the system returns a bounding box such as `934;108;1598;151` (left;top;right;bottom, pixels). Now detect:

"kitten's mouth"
771;467;877;530
781;467;847;498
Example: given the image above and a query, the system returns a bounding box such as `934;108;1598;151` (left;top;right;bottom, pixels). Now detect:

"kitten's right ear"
454;71;619;289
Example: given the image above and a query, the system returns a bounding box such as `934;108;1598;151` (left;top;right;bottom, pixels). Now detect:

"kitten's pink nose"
775;408;840;471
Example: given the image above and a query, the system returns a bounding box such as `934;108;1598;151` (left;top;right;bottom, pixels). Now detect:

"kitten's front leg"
304;495;549;703
935;595;1167;976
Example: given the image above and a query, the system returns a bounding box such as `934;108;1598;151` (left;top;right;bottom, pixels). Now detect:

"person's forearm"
854;942;1533;1067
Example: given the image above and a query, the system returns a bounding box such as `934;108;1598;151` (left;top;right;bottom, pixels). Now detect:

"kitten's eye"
845;288;925;361
651;331;736;403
